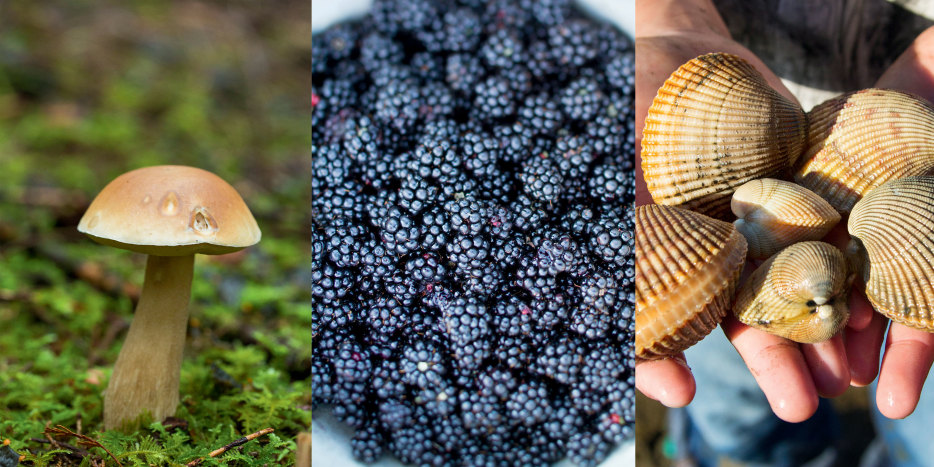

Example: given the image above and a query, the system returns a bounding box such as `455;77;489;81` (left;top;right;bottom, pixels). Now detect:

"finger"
845;308;887;387
721;315;819;422
635;354;696;407
875;323;934;419
800;334;849;397
875;25;934;102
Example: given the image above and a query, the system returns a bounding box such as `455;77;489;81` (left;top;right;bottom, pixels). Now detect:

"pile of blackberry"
312;0;635;465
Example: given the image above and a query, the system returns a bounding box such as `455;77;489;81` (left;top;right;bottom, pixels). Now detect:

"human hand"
842;26;934;419
634;0;853;423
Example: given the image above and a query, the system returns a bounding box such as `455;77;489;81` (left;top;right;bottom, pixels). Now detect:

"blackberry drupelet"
313;1;635;464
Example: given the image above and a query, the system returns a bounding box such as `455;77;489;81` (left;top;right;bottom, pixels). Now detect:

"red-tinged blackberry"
567;430;612;467
533;335;585;385
359;32;404;73
597;384;635;445
520;154;564;203
505;379;553;426
419;205;451;251
401;339;446;388
560;76;604;122
445;53;483;95
548;19;599;69
378;205;421;256
351;423;385;463
444;197;488;236
312;262;355;302
491;293;533;337
518;92;563;135
472;75;517;121
334;341;373;383
462;131;501;178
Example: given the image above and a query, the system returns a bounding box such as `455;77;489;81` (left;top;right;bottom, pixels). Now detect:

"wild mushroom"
78;165;261;430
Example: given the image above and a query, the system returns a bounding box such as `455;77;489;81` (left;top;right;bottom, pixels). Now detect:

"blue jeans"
672;328;934;466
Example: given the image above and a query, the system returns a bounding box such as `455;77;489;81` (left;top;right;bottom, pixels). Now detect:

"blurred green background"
0;1;310;465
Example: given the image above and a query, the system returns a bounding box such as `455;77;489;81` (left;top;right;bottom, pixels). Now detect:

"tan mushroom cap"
78;165;261;256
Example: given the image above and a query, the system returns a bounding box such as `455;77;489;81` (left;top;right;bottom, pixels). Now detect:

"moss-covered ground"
0;2;310;465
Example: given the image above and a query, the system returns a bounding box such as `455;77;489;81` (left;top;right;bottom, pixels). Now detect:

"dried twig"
185;428;274;466
44;425;122;467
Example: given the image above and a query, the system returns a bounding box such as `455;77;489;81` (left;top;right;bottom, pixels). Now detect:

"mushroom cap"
78;165;261;255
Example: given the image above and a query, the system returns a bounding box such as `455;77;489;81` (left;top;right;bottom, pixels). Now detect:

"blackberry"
472;75;517;121
560;77;604;122
520;154;564;203
480;29;526;70
313;1;635;464
351;423;385;463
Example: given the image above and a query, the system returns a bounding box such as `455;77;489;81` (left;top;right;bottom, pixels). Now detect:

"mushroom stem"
103;254;194;430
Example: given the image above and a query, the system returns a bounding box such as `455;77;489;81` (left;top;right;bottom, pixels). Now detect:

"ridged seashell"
795;89;934;214
641;53;808;219
733;241;850;343
848;176;934;332
732;178;840;259
636;204;748;360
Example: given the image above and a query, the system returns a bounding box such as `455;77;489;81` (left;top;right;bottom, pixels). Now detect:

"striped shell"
732;178;840;259
636;204;748;360
641;53;808;219
849;176;934;332
795;89;934;214
733;241;850;343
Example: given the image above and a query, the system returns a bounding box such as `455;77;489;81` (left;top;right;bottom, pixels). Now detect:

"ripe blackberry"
606;51;635;94
398;176;439;214
358;32;404;73
590;211;633;267
480;29;526;70
495;121;534;164
519;92;563;135
378;206;422;256
445;53;483;95
351;423;385;463
418;81;455;121
548;19;599;69
491;293;533;337
462;131;501;178
311;262;354;302
520;154;564;203
589;163;632;203
419;205;452;251
374;80;420;135
472;75;517;121
560;77;604;122
505;379;553;426
401;339;446;388
444;196;488;236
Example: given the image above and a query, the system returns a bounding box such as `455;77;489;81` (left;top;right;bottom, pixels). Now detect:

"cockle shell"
795;89;934;214
733;241;850;343
848;176;934;332
732;178;840;259
641;53;808;219
636;204;748;360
